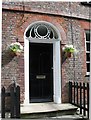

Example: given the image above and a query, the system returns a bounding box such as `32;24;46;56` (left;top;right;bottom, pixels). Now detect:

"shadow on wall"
62;82;69;103
2;49;15;67
61;52;67;64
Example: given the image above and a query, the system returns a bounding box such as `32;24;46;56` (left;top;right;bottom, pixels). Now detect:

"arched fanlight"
25;23;58;39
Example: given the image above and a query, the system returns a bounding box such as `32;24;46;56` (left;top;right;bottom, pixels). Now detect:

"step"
21;102;78;119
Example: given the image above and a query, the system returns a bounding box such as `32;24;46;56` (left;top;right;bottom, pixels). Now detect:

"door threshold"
29;98;53;103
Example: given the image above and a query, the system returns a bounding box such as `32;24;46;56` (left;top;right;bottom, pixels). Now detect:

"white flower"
20;44;23;50
65;45;69;48
16;49;21;52
62;47;65;51
69;45;73;48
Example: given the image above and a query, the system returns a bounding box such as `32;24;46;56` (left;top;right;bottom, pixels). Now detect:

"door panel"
29;43;53;103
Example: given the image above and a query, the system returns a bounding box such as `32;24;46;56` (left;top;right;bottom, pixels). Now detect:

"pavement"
47;114;88;119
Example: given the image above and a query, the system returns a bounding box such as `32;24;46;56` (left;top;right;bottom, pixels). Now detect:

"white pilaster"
24;38;29;105
53;41;61;104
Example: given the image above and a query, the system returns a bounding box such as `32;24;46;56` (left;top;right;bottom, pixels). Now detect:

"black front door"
29;43;53;103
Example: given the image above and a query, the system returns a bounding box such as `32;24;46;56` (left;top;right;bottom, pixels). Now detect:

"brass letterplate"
36;75;46;79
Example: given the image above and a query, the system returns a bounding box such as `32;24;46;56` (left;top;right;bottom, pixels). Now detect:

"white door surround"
24;21;61;104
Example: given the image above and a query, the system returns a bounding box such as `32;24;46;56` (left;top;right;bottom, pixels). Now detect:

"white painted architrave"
24;21;61;104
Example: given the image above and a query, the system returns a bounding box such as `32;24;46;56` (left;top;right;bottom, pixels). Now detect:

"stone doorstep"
21;103;78;114
20;103;78;118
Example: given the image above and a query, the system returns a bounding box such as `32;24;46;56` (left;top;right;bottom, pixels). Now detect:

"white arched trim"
24;21;61;104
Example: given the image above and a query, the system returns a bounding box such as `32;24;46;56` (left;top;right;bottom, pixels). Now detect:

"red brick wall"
2;11;25;103
2;2;90;103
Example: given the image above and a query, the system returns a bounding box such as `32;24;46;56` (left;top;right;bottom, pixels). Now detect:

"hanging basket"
8;42;23;57
66;52;72;58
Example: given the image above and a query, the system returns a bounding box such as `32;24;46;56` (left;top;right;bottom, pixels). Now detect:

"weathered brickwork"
2;2;90;103
2;2;90;20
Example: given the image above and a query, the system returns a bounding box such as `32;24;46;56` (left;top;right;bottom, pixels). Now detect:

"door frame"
24;21;61;104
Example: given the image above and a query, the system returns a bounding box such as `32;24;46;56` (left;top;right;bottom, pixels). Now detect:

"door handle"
36;75;46;79
51;67;53;69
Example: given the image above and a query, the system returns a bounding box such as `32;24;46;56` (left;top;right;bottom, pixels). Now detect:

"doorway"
29;43;53;103
24;21;61;104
